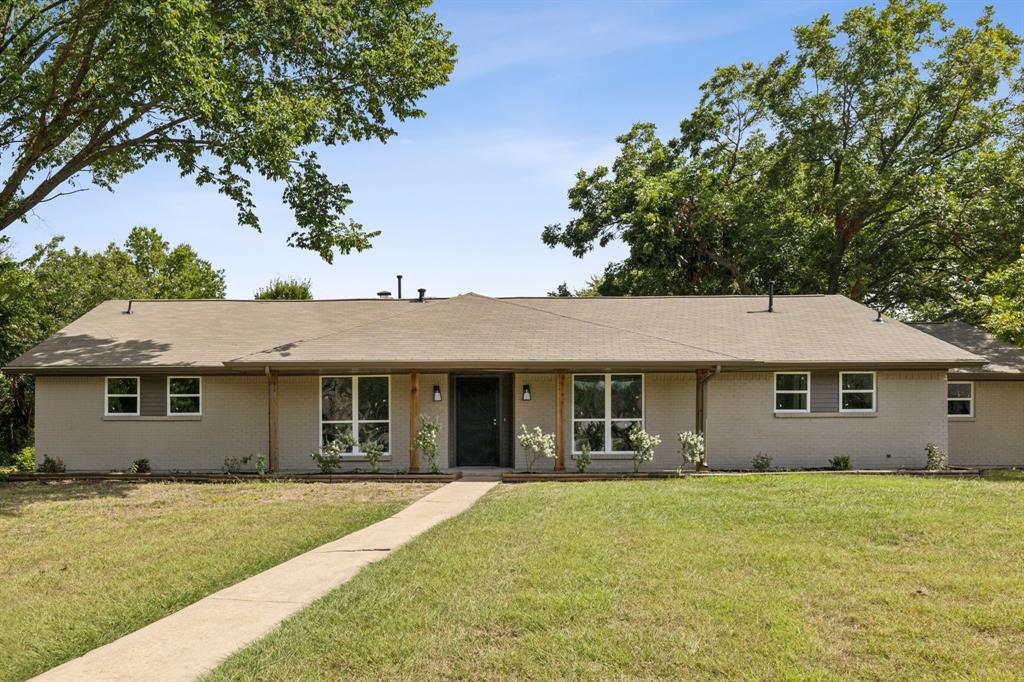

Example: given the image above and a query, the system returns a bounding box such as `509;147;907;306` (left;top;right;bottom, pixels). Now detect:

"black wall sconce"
432;385;442;402
522;384;532;401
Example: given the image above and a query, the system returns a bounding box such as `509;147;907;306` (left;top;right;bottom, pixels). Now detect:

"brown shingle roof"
6;293;983;372
911;321;1024;375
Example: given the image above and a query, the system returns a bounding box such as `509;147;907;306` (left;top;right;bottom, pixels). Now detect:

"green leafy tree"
543;0;1024;314
0;227;225;455
254;277;313;300
0;0;456;261
958;246;1024;345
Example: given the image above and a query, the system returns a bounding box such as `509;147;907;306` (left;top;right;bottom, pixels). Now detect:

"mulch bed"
502;468;981;483
1;471;462;484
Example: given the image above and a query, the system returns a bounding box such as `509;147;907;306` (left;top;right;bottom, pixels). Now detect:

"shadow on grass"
0;481;136;517
979;469;1024;482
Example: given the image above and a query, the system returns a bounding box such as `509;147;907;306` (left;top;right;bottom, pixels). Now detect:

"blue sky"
5;0;1019;298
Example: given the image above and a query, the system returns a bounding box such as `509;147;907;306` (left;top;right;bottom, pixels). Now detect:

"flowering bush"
362;439;385;474
677;431;706;469
311;431;355;474
628;423;661;473
925;442;948;470
414;415;442;473
751;451;772;472
518;425;556;472
575;442;593;473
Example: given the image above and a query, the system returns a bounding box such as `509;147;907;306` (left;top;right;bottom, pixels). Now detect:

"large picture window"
167;377;201;415
839;372;876;412
774;372;809;413
948;381;973;417
572;374;643;454
321;376;390;454
105;377;139;416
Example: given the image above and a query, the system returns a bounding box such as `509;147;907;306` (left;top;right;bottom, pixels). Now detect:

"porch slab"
30;481;498;682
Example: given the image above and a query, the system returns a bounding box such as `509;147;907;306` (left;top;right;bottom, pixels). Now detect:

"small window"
168;377;202;415
840;372;876;412
774;372;809;412
105;377;139;415
948;381;973;417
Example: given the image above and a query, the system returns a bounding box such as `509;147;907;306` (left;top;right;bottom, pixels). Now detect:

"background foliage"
544;0;1024;327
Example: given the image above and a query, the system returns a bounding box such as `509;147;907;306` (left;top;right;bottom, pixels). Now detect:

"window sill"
340;455;392;461
948;416;976;422
571;453;636;460
103;415;202;422
773;412;877;419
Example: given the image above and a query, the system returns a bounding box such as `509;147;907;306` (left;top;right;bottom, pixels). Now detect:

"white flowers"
628;423;661;473
518;425;556;472
414;415;442;473
677;430;706;469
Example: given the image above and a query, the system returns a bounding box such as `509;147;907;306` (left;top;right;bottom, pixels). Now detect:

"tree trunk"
827;214;862;294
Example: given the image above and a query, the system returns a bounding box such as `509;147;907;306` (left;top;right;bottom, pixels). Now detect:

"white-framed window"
774;372;810;413
572;374;644;454
839;371;876;412
948;381;973;417
105;376;140;416
167;376;202;415
320;376;390;454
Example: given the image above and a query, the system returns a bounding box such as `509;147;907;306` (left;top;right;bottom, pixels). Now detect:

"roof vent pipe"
875;309;884;323
417;287;426;303
397;275;403;299
125;300;133;315
768;281;774;313
377;290;392;299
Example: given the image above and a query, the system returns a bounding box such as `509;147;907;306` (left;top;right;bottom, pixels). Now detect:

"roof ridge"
494;297;745;361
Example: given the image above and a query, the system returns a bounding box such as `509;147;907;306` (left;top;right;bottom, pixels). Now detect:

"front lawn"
209;473;1024;681
0;481;439;682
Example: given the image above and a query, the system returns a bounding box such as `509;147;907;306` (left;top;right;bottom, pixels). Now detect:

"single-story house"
5;292;995;472
912;321;1024;468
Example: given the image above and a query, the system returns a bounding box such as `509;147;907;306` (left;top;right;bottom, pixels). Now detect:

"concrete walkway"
33;481;498;682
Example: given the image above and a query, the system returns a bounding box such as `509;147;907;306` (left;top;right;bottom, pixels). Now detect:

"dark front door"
455;377;500;466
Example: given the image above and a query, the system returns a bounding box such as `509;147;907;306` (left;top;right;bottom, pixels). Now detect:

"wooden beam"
695;369;709;472
554;370;566;472
268;370;280;472
409;370;420;473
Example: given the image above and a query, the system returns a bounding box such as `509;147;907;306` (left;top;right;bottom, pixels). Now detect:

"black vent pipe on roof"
417;287;426;303
397;275;403;299
125;300;133;315
768;281;774;313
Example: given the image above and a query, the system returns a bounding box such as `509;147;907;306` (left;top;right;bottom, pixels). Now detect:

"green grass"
0;480;439;682
208;473;1024;681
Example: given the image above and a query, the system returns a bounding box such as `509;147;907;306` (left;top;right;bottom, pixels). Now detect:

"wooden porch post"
554;370;566;472
409;370;420;473
268;370;280;472
695;369;710;472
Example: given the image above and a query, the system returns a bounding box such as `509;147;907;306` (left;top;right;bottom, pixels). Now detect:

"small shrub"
575;442;592;473
222;455;253;474
751;451;772;472
925;442;948;470
628;423;661;473
311;433;352;474
414;415;442;473
363;439;385;474
39;454;65;473
518;425;556;473
255;454;268;476
128;458;151;474
13;446;35;471
830;454;852;471
677;431;706;470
